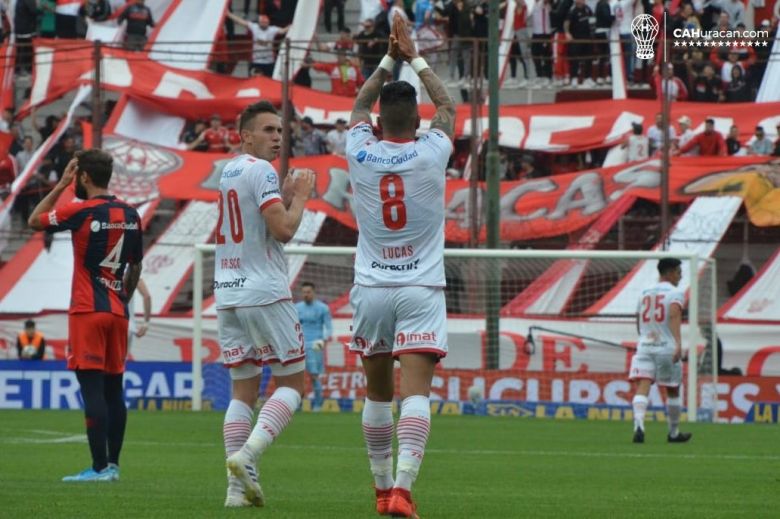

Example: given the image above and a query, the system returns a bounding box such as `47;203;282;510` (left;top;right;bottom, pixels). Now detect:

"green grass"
0;410;778;518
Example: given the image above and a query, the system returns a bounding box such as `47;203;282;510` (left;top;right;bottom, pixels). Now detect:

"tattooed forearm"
418;68;456;138
350;67;391;126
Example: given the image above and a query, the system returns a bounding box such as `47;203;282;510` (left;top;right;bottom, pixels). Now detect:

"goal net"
191;245;718;422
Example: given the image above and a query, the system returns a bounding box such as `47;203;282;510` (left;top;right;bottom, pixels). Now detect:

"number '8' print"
379;174;407;230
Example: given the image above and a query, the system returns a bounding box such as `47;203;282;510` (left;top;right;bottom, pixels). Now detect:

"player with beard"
28;150;143;482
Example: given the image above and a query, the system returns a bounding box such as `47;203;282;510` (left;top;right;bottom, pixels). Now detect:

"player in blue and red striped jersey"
29;149;143;482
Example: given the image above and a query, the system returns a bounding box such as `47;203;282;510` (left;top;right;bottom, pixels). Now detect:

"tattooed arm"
349;67;391;127
418;68;456;139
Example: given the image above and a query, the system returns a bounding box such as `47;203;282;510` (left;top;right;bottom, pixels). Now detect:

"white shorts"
349;285;448;358
217;301;305;380
629;350;682;387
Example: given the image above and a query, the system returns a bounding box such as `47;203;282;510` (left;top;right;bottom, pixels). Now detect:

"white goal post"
192;245;717;421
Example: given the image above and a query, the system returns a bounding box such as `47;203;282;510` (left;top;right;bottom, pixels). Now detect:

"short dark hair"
658;258;682;275
24;319;35;328
301;281;315;290
379;81;418;135
239;101;278;132
76;149;113;188
705;118;715;125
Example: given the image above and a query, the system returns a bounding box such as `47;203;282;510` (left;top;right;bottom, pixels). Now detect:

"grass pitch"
0;410;777;518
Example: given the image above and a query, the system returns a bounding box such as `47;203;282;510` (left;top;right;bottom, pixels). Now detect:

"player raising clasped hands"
346;14;455;519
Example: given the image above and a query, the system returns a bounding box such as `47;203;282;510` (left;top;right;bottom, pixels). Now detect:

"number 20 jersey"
214;154;290;309
346;122;452;287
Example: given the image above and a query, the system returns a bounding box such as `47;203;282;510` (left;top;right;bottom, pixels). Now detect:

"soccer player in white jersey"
346;15;455;518
629;258;692;444
213;101;315;507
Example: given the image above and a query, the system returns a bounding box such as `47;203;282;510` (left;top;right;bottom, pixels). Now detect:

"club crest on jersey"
266;173;277;183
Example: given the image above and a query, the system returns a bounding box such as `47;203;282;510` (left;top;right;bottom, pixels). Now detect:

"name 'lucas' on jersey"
345;122;453;287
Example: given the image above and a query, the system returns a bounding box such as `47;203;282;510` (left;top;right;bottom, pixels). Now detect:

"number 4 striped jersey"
346;122;452;287
214;154;291;309
40;195;143;317
636;281;685;352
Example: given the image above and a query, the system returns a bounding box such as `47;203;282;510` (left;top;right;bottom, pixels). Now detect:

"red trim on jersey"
259;198;282;212
392;348;447;359
349;121;372;131
382;136;414;143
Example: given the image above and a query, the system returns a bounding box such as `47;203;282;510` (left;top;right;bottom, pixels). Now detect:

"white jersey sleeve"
346;126;453;287
214;155;290;309
636;281;685;352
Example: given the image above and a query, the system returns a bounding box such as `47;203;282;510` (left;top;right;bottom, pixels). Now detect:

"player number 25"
641;294;665;323
379;174;407;230
216;189;244;244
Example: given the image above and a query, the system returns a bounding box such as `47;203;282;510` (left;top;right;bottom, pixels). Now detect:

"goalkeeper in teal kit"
294;282;333;410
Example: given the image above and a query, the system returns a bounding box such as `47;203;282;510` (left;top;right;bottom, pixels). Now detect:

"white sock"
632;395;648;432
362;398;394;490
395;395;431;492
224;399;253;490
244;387;300;458
667;396;681;437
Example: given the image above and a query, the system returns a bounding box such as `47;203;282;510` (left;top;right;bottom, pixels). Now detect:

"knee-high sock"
312;376;323;407
103;373;127;466
395;395;431;491
244;387;300;458
362;398;394;490
76;370;108;472
633;394;648;432
224;399;253;457
667;396;681;437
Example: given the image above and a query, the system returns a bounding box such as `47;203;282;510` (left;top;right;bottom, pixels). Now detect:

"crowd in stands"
1;0;155;74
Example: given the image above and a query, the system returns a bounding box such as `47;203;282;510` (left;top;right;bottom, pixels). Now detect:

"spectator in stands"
50;136;77;180
689;64;722;102
15;136;35;172
529;0;554;87
726;125;742;155
518;154;540;178
227;119;241;154
79;0;113;33
0;150;13;195
748;126;773;156
653;63;688;101
297;116;327;156
227;11;289;77
202;115;228;153
306;50;365;97
323;0;345;33
16;319;45;360
0;108;12;133
506;0;530;87
182;120;208;151
39;0;56;38
55;0;80;38
355;18;388;80
647;113;677;155
676;118;727;156
622;123;649;162
564;0;594;88
724;65;751;102
711;47;754;88
593;0;613;85
118;0;155;51
773;123;780;157
326;118;347;156
472;1;489;79
447;0;474;86
14;0;38;75
720;0;745;29
676;116;695;153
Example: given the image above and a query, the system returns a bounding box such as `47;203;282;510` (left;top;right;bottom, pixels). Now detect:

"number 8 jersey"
214;154;290;309
636;281;685;352
346;122;452;287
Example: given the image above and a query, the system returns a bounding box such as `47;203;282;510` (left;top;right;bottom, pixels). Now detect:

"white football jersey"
627;135;649;162
214;154;290;309
636;281;685;352
346;122;452;287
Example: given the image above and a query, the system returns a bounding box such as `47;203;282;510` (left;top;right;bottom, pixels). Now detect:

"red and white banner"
720;246;780;323
23;40;780;151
